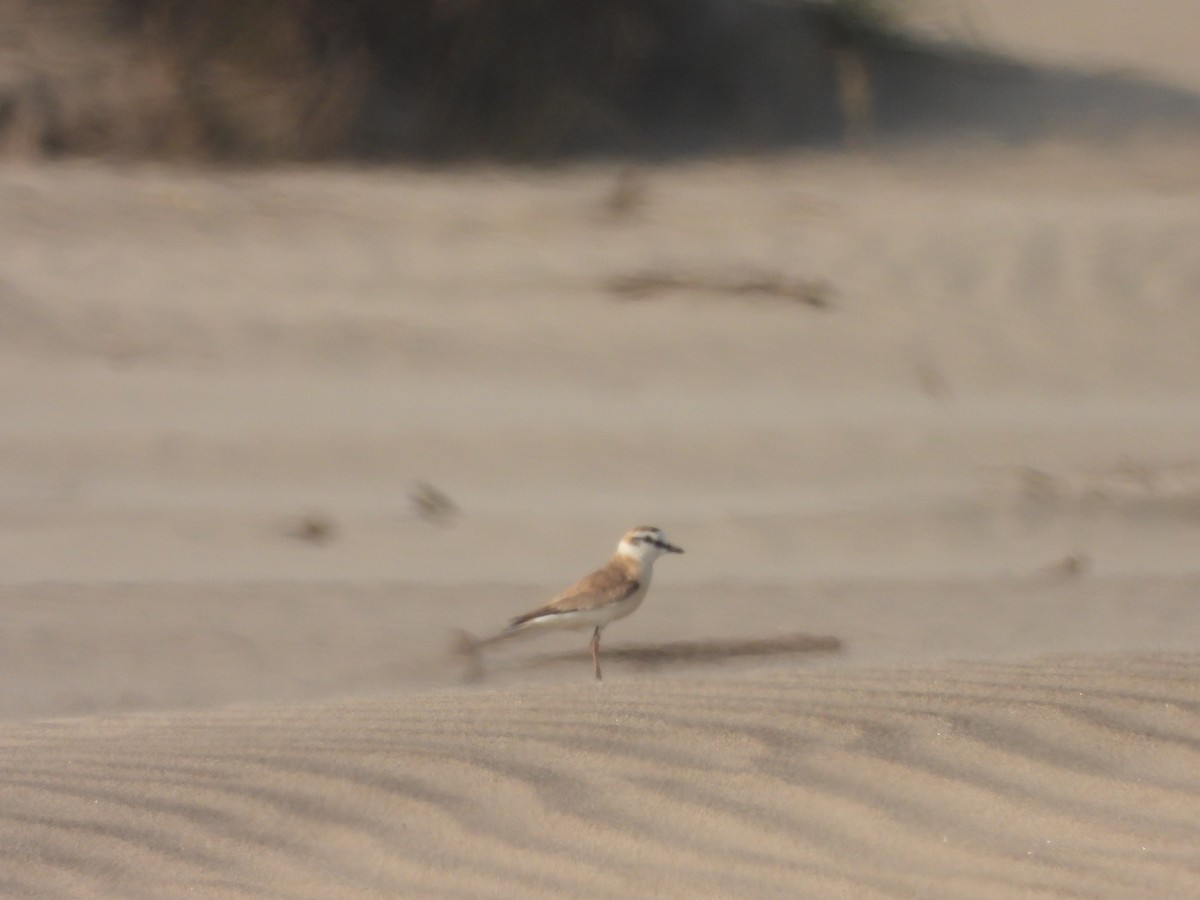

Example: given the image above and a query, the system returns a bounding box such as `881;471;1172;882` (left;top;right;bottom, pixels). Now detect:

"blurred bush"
1;1;1195;162
0;0;877;161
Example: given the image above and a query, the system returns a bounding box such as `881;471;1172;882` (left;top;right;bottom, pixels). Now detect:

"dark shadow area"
866;42;1200;143
528;632;844;672
2;0;1198;161
451;629;842;683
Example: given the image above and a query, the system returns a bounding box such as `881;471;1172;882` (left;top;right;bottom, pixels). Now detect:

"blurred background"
2;0;1199;713
3;0;1200;160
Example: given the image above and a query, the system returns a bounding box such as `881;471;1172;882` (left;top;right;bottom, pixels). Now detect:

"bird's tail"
450;622;538;682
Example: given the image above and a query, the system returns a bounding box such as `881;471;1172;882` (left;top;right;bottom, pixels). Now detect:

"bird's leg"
590;627;602;681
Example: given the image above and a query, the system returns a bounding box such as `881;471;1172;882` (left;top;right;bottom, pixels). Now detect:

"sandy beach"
2;3;1200;896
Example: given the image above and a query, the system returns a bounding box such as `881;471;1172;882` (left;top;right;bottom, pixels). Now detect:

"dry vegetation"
3;0;1198;162
0;0;851;160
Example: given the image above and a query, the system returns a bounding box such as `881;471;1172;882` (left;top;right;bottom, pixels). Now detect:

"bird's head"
617;525;684;562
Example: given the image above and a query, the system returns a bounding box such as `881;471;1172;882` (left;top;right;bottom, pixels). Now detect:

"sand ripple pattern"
1;654;1198;899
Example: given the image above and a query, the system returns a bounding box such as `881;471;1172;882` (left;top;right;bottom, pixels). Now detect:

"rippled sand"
2;655;1197;898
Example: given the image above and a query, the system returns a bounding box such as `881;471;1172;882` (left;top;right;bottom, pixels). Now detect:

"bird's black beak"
664;542;684;554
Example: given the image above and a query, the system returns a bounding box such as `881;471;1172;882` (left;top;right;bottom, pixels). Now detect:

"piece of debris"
601;165;648;220
606;269;834;308
1042;552;1092;580
449;629;486;683
411;480;458;523
286;511;337;545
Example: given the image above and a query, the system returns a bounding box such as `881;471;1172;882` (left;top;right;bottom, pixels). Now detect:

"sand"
3;3;1200;896
2;655;1198;898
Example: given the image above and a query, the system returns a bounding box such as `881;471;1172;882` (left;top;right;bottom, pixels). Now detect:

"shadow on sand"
529;632;842;671
452;632;843;683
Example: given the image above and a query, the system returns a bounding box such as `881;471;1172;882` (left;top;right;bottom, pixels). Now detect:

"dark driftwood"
606;271;834;308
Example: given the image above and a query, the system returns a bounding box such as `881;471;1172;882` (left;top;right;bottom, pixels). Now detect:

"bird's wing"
508;560;639;629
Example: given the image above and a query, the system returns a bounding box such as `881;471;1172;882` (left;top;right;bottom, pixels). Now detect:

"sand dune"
3;574;1199;723
1;654;1197;898
4;138;1200;895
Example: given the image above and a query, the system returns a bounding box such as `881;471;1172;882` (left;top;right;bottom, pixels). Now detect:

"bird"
455;525;684;681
